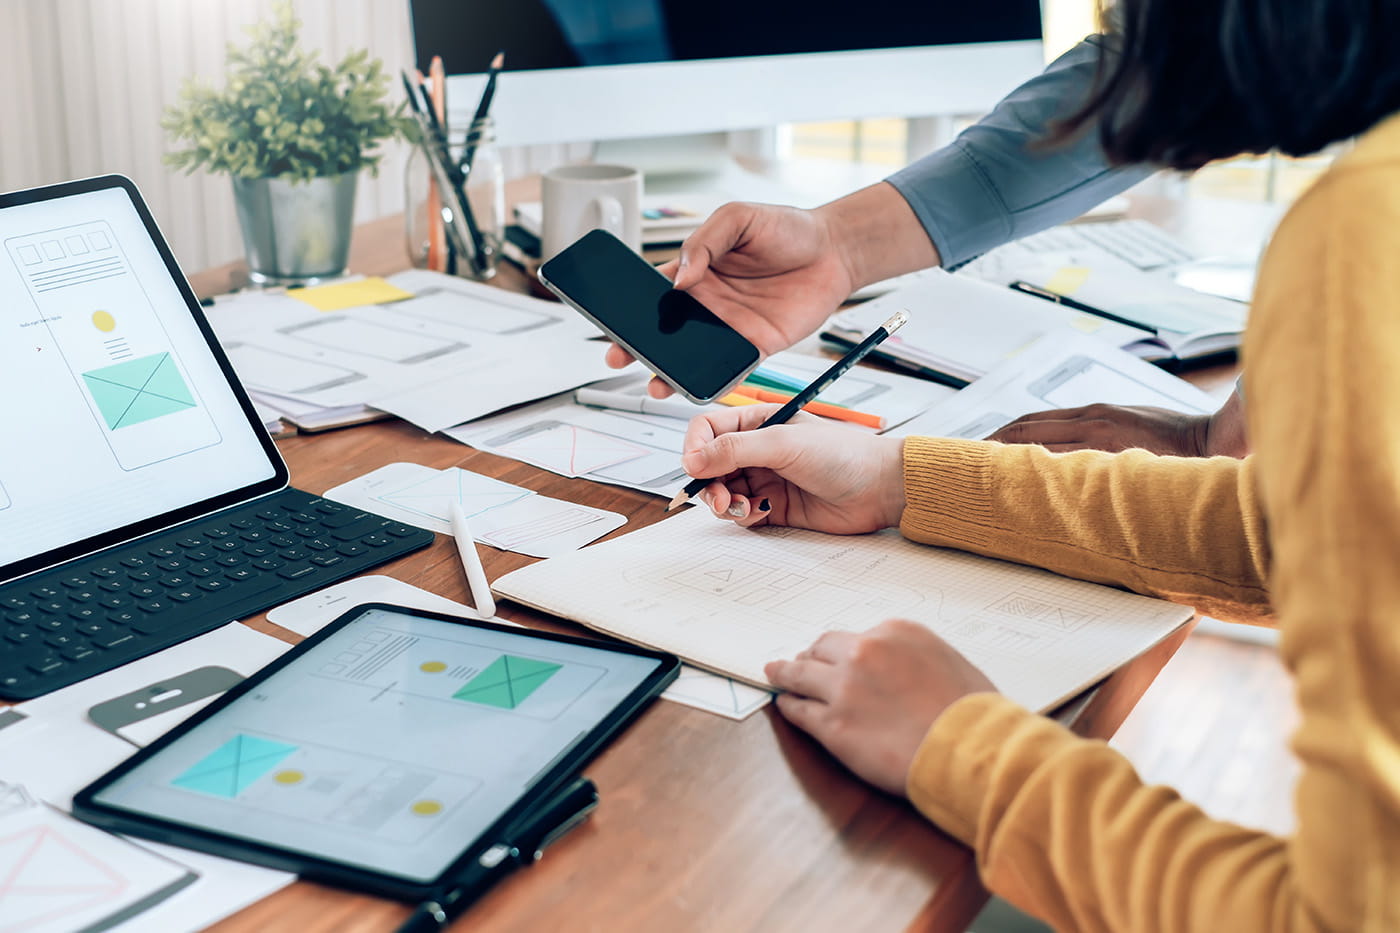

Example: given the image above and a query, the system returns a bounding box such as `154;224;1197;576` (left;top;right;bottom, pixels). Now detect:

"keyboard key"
363;534;393;549
149;545;179;558
213;540;242;551
203;527;232;539
68;589;98;603
76;622;108;636
60;645;98;662
28;658;65;676
120;556;149;568
60;575;92;589
321;510;366;529
385;525;420;538
159;575;191;589
187;564;217;577
315;501;345;514
98;579;127;592
90;565;121;578
129;585;161;599
255;509;283;521
288;512;317;524
169;589;202;602
239;530;269;542
217;554;247;567
68;607;101;623
37;601;65;614
1;596;31;610
139;599;172;613
277;564;317;581
6;611;37;625
269;535;297;548
230;518;256;530
305;538;333;551
99;594;133;610
96;632;136;649
225;568;257;582
311;555;345;568
197;579;230;593
127;568;157;582
331;520;382;542
155;558;185;572
265;521;294;533
45;633;79;648
251;558;284;572
243;544;274;558
176;536;206;548
37;617;66;631
187;548;216;562
5;630;38;646
280;548;310;561
30;585;61;600
107;611;139;626
337;543;370;557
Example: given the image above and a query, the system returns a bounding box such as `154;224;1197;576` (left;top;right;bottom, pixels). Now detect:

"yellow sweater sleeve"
900;119;1400;932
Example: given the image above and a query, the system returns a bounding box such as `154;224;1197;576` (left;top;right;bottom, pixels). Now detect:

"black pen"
667;309;910;512
1008;280;1157;335
395;776;599;933
459;50;505;177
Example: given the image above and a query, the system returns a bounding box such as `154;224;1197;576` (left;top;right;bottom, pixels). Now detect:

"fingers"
766;656;834;699
671;203;751;291
682;424;804;480
655;258;679;281
987;416;1092;447
604;343;636;369
681;404;784;461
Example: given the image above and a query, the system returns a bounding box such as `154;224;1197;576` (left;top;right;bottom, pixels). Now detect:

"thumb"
682;427;796;479
672;203;750;290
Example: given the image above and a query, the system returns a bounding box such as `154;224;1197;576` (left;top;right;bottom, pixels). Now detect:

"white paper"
266;574;490;636
0;794;197;933
205;271;614;432
265;576;766;719
105;844;292;933
324;463;627;558
828;269;1153;383
494;508;1193;714
894;333;1217;440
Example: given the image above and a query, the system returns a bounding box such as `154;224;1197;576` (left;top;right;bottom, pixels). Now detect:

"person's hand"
764;620;997;796
987;402;1227;456
681;404;906;535
605;202;857;397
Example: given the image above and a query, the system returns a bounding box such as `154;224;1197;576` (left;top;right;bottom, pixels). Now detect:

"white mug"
541;163;642;261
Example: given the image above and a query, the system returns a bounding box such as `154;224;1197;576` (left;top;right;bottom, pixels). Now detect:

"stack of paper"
203;270;616;433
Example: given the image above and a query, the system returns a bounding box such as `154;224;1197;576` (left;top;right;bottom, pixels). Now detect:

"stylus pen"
666;309;910;511
395;777;600;932
448;499;496;618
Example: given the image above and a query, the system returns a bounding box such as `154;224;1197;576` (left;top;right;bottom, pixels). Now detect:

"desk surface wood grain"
184;204;1210;931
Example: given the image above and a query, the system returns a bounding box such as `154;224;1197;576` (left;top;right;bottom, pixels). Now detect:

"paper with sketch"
493;508;1193;713
264;576;768;719
0;789;198;933
825;269;1152;384
324;463;626;558
894;333;1218;440
204;270;613;432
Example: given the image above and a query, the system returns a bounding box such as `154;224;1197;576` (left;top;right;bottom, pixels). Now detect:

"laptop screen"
0;176;287;583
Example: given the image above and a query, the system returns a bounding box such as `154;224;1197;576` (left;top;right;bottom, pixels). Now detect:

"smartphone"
538;229;761;402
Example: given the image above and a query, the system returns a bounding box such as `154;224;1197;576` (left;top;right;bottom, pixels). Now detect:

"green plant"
162;2;409;182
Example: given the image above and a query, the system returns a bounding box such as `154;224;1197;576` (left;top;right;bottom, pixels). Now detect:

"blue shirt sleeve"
886;35;1155;269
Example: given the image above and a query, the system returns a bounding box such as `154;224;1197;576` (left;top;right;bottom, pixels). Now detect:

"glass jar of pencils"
403;117;503;280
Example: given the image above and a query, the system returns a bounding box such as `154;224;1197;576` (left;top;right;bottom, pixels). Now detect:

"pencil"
460;50;505;177
426;58;446;273
667;309;910;511
730;385;884;429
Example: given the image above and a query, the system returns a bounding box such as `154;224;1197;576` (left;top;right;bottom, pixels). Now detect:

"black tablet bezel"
72;602;680;899
0;174;290;585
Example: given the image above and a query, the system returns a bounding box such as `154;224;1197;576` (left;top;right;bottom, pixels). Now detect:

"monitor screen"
412;1;1044;148
0;178;285;582
411;0;1042;74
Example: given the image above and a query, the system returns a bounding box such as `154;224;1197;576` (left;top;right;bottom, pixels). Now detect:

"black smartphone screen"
540;229;760;400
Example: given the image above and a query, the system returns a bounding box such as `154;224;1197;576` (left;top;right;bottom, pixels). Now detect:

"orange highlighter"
726;385;885;429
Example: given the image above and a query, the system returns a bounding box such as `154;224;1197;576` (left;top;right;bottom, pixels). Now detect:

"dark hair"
1059;0;1400;170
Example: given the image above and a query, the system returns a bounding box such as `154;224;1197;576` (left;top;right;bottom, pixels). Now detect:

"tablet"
73;603;679;898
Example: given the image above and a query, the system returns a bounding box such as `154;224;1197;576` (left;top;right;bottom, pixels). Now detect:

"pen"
401;70;490;276
667;309;909;511
574;385;705;420
459;50;505;177
447;499;496;618
395;776;599;933
1008;280;1157;335
729;385;884;429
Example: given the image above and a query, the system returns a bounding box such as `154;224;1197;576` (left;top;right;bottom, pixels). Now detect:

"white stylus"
448;499;496;619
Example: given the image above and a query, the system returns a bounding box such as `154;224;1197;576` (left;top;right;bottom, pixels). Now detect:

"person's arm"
985;386;1250;457
900;153;1400;933
888;35;1154;269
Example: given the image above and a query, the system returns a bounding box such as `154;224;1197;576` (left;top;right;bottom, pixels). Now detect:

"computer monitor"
409;0;1043;181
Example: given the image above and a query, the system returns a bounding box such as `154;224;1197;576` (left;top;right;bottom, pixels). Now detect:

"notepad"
493;509;1194;713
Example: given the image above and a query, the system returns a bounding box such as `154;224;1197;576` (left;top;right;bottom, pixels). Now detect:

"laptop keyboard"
0;487;433;700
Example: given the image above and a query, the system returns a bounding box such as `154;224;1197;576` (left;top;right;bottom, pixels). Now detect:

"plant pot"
232;171;358;286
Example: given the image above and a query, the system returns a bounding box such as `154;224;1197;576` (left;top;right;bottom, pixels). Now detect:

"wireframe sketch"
390;286;557;335
5;220;221;471
222;340;366;396
280;315;466;364
373;469;530;523
486;420;651;477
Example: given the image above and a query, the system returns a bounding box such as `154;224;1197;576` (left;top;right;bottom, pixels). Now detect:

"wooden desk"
172;211;1212;933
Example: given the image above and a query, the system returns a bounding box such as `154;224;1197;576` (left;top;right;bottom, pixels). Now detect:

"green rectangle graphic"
453;655;562;709
82;351;196;429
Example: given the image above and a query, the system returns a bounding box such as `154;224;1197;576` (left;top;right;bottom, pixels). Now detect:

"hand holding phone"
538;229;760;403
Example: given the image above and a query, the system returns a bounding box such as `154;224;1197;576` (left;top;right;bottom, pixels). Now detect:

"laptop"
0;175;434;700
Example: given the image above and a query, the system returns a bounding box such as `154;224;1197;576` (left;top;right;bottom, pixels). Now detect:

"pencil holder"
404;118;503;280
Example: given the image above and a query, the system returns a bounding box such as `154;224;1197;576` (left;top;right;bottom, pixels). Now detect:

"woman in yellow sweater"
678;2;1400;929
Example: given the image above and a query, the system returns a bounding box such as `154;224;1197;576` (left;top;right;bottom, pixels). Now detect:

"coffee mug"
541;163;642;261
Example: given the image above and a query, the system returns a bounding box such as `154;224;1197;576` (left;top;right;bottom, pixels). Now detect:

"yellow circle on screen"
273;770;305;785
92;310;116;332
420;661;447;673
411;800;443;816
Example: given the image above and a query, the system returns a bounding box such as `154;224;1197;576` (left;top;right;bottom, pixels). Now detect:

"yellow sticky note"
1045;266;1091;297
288;277;415;312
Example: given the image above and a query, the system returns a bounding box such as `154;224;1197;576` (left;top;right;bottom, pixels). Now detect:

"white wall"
0;0;585;273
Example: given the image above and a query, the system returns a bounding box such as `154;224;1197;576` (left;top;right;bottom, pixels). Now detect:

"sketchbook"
492;509;1194;713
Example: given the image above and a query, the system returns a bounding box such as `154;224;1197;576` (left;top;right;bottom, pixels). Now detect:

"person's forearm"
1205;388;1248;456
814;181;941;288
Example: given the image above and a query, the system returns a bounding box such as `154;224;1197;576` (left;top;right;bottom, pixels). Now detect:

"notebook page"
494;509;1193;712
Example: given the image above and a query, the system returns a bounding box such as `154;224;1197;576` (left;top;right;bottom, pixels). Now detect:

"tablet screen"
86;608;667;883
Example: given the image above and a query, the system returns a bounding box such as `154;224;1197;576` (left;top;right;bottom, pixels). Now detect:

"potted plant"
163;1;408;285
